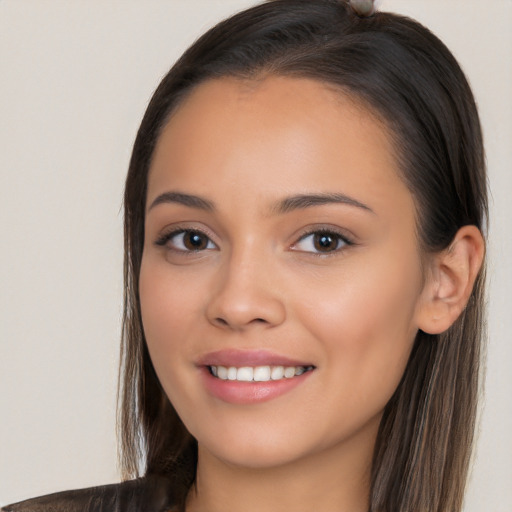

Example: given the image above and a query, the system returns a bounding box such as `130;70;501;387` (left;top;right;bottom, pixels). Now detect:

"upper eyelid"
293;225;355;244
289;227;356;256
154;226;217;248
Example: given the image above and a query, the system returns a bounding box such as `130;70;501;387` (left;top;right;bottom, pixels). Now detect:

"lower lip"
200;367;313;405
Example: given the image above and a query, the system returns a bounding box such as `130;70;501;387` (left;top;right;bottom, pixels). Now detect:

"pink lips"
197;349;315;405
197;349;311;368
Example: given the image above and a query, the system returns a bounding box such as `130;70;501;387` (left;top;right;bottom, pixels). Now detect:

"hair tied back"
349;0;377;16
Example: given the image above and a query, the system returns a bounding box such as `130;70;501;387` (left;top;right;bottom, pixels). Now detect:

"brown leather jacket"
1;475;176;512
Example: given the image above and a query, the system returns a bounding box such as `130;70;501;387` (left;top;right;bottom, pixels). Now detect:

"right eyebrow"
147;191;215;213
271;192;375;215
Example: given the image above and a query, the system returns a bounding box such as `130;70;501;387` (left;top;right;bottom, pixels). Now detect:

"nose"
205;250;286;331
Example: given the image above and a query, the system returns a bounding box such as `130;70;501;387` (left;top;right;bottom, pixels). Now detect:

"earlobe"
416;225;485;335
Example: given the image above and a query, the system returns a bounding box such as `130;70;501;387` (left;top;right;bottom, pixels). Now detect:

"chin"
202;438;312;470
191;416;339;472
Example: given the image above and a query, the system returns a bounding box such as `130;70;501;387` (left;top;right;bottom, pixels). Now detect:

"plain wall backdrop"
1;0;511;510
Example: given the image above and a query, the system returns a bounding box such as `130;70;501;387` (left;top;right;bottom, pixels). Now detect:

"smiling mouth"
208;365;315;382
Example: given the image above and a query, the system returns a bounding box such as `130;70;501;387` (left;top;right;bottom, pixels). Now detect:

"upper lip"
196;349;313;368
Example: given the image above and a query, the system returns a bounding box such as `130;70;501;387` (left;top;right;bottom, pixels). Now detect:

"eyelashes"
155;228;217;252
292;229;354;254
154;226;354;256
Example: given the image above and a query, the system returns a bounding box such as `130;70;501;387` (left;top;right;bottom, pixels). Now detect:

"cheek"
139;259;205;418
140;253;206;330
293;254;422;401
139;257;200;370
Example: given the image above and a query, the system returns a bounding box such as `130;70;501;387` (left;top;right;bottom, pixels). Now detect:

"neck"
186;424;376;512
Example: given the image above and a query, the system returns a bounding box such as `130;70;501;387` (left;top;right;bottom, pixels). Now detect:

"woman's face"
140;76;428;470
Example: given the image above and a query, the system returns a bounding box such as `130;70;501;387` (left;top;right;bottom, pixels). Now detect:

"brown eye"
182;231;210;250
313;233;339;252
293;230;351;254
156;229;216;252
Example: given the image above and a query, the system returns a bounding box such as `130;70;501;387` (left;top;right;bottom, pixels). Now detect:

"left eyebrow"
271;193;375;215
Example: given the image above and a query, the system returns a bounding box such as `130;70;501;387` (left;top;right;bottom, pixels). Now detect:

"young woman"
3;1;488;511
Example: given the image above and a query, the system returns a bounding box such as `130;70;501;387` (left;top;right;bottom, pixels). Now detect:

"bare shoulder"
2;475;175;512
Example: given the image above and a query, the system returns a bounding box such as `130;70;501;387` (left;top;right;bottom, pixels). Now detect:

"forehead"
148;76;412;219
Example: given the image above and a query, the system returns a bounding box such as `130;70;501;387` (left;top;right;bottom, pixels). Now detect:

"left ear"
416;225;485;335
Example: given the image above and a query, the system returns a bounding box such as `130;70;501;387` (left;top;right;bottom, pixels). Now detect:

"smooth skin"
139;76;484;512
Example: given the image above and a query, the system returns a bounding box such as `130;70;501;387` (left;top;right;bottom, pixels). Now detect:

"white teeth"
237;367;253;381
217;366;228;380
270;366;284;380
253;366;271;381
210;365;312;382
284;366;296;378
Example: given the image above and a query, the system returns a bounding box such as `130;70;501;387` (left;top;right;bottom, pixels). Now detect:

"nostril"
213;317;268;328
207;293;286;330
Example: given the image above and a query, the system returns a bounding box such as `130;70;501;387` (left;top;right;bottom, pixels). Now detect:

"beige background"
1;1;511;509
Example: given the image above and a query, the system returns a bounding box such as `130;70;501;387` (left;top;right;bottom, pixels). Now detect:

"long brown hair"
118;1;488;510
